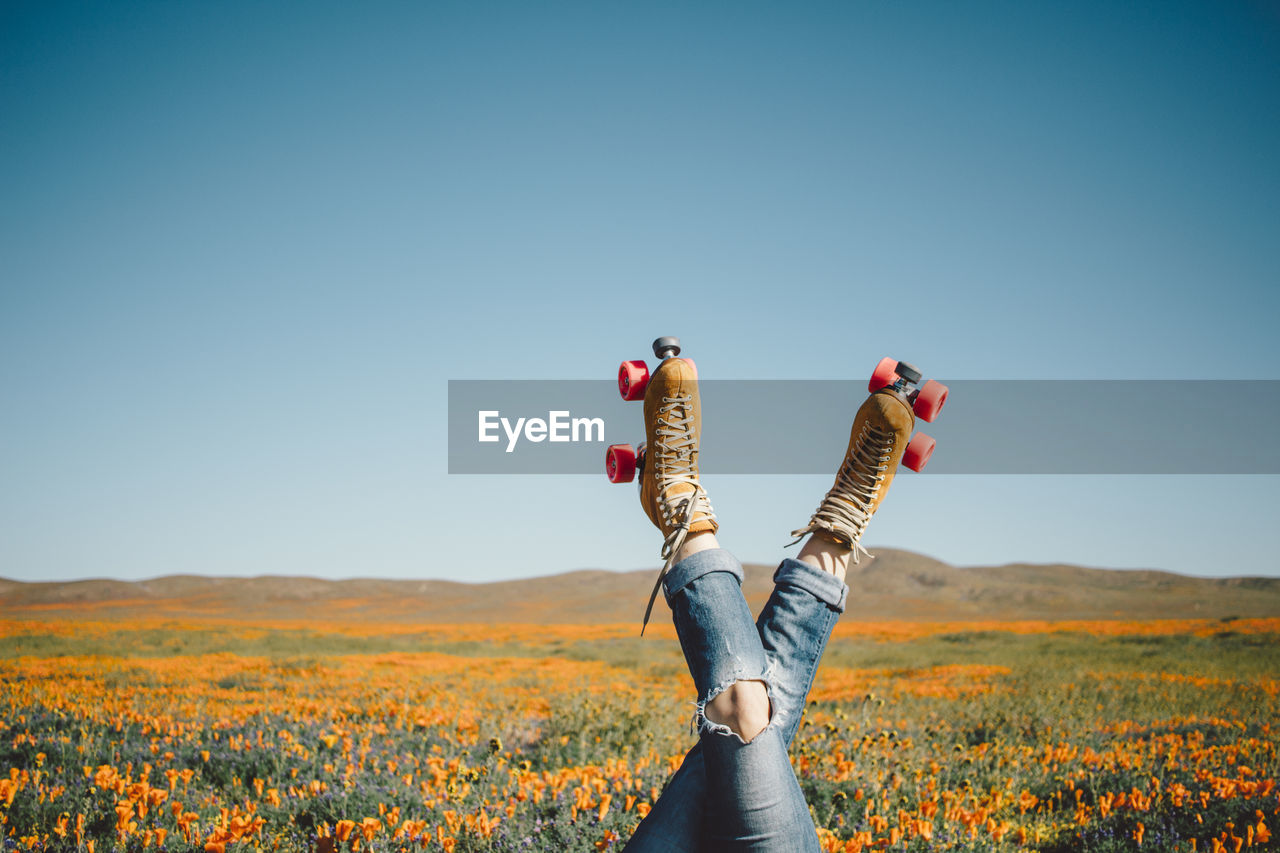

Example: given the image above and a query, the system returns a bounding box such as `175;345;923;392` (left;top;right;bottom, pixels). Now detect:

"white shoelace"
788;423;895;561
641;393;717;634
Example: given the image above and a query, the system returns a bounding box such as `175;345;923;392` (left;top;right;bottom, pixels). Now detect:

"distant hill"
3;550;1278;623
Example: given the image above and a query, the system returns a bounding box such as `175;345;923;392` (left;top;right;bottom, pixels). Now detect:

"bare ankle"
797;534;851;582
674;531;719;564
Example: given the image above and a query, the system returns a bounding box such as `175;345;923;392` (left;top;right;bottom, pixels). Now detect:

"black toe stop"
652;336;682;359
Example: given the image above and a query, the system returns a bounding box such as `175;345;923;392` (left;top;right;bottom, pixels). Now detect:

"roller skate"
606;337;718;632
789;358;948;558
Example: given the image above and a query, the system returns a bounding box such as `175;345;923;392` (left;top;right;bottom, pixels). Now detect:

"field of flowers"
1;617;1277;852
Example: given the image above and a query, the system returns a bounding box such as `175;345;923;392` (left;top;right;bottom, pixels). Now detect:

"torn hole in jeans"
693;660;783;744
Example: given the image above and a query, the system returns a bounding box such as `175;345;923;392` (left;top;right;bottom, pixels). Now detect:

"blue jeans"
623;549;848;853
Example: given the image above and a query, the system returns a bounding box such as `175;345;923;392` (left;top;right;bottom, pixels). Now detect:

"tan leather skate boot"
790;358;945;559
638;355;717;629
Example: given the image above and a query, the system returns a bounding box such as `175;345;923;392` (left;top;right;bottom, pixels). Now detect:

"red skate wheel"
869;357;899;393
682;357;697;379
606;444;637;483
902;432;935;472
912;379;948;423
618;361;649;401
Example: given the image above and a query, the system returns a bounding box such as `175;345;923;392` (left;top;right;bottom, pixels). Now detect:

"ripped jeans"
624;548;848;853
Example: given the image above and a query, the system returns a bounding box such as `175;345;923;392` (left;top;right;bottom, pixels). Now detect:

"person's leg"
623;740;707;851
625;543;823;853
622;348;819;845
755;536;851;748
662;545;820;853
621;349;719;851
625;537;850;853
762;378;923;740
622;350;819;852
629;373;924;851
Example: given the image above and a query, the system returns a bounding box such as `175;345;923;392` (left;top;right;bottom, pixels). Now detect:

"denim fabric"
623;551;847;853
757;559;846;748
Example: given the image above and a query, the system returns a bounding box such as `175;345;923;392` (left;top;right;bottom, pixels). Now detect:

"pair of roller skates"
605;337;949;628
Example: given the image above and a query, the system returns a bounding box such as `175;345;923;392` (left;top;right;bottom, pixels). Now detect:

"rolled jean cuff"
663;548;743;603
774;558;848;613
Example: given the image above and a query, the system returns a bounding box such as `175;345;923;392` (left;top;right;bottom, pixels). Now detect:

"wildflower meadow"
1;616;1277;852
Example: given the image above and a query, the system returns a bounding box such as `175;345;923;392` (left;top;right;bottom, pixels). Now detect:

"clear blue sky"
2;0;1278;583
